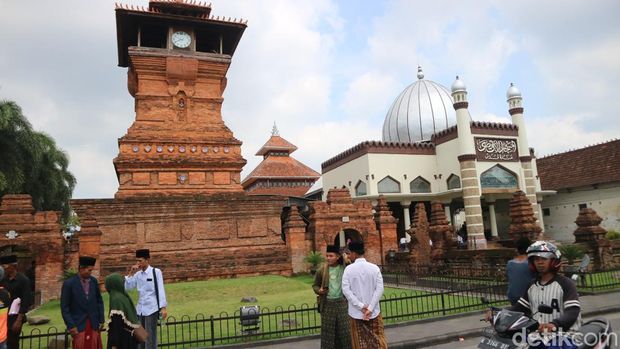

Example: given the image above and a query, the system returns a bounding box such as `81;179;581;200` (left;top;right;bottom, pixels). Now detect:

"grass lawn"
27;275;314;332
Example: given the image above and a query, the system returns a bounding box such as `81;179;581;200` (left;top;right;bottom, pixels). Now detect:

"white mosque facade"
316;67;550;249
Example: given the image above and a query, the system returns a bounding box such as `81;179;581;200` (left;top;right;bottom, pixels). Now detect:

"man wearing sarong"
342;241;387;349
313;245;351;349
61;256;104;349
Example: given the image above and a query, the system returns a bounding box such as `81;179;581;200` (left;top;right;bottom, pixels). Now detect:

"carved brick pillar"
429;202;453;260
409;202;431;267
574;208;607;243
574;208;616;270
374;196;398;263
77;212;103;279
364;224;383;266
509;190;542;241
284;206;309;274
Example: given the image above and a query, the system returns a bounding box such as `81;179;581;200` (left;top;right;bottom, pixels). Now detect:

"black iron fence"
19;284;507;349
380;263;508;292
19;266;620;349
573;268;620;293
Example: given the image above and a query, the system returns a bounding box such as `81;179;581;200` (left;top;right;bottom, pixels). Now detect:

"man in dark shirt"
0;255;32;349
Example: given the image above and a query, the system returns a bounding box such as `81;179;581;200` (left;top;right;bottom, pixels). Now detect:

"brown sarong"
72;319;103;349
350;314;387;349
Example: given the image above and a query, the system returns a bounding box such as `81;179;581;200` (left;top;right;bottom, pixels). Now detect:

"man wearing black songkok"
126;249;167;349
0;255;32;349
342;241;387;349
312;245;351;349
60;256;104;349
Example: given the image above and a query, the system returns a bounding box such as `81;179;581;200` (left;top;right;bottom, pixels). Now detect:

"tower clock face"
172;31;191;48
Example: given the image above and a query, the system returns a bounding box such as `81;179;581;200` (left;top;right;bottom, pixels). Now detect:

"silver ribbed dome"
382;67;456;143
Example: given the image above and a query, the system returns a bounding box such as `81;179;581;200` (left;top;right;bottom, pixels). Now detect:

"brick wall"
71;194;292;282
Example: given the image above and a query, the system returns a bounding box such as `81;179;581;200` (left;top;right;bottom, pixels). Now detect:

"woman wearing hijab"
105;273;140;349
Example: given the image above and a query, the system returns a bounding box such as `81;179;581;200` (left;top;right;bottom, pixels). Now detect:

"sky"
1;0;619;199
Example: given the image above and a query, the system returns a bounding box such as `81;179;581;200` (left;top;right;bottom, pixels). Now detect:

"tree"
0;100;76;220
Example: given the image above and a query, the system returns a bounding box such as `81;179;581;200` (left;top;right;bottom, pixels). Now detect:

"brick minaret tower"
113;1;248;198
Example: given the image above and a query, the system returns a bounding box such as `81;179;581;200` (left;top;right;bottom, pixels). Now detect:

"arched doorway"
332;228;362;251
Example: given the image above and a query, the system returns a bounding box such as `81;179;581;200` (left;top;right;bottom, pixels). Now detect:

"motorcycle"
478;255;612;349
478;304;612;349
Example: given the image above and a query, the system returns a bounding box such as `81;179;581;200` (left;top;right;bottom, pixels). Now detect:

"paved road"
425;312;620;349
237;293;620;349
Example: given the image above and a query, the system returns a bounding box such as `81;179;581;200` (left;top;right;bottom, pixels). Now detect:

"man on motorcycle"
503;241;582;333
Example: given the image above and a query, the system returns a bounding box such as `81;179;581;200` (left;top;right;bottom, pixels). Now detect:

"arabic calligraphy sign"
474;137;518;162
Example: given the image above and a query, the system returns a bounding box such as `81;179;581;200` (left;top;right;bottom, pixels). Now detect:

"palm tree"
0;100;76;220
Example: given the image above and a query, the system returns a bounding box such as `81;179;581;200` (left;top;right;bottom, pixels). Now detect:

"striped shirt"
511;274;581;331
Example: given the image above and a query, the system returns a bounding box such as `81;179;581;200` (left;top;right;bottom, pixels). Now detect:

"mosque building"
315;67;548;249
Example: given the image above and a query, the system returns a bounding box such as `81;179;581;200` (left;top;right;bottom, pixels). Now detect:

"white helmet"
526;241;561;260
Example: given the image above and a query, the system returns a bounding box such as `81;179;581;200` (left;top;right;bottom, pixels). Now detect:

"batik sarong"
72;319;102;349
320;298;351;349
350;314;387;349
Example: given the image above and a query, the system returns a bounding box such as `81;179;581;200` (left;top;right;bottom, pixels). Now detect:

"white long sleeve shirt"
125;266;167;316
342;258;384;320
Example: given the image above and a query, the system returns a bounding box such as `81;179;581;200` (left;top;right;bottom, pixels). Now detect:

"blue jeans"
138;312;159;349
0;341;7;349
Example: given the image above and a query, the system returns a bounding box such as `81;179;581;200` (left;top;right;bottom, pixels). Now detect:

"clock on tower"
114;0;248;198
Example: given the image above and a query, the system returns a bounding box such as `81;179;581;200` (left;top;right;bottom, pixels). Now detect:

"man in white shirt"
125;249;168;349
342;241;387;349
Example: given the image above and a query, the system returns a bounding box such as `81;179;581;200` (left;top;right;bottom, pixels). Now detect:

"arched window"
355;181;367;196
447;174;461;190
409;176;431;193
480;165;518;189
378;176;401;193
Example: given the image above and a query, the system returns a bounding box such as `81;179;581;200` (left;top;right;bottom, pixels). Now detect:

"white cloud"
340;71;397;122
67;145;119;199
1;0;618;199
528;114;617;157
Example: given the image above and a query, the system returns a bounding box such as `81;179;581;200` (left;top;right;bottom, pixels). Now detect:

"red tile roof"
245;186;312;197
536;139;620;190
242;156;320;186
255;135;298;156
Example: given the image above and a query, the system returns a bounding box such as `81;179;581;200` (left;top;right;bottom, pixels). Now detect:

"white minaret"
451;76;475;156
451;75;486;249
507;83;541;226
507;83;529;157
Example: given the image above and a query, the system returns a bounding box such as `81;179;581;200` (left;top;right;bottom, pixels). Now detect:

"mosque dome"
382;66;456;143
506;82;521;100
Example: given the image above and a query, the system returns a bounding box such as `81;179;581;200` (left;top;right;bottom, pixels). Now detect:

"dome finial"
506;82;522;100
451;75;466;93
417;66;424;80
271;121;279;136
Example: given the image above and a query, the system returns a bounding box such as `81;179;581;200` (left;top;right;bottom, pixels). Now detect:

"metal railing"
20;283;507;348
19;266;619;349
574;268;620;293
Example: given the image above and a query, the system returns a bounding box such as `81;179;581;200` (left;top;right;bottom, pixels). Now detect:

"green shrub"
59;268;77;281
605;230;620;240
559;244;584;265
304;251;325;268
